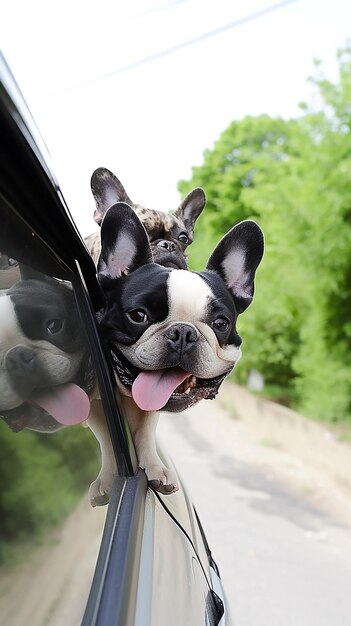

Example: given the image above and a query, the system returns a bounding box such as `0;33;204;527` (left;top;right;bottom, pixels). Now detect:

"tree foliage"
0;422;99;563
179;45;351;424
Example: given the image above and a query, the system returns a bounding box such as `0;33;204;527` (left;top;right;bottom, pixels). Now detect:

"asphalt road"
2;384;350;626
158;386;351;626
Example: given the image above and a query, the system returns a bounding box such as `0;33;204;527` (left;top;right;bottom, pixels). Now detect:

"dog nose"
165;323;198;350
157;240;177;252
6;346;35;376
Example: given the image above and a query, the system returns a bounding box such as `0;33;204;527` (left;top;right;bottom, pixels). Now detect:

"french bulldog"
0;267;94;434
85;167;206;270
95;202;264;495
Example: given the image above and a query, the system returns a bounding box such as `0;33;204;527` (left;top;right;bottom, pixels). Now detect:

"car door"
0;52;229;626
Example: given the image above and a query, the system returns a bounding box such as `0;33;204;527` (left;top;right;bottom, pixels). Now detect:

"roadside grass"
224;377;351;446
0;519;64;577
0;422;100;569
0;494;79;573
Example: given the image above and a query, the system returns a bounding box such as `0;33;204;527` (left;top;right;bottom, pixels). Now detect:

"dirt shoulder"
219;382;351;524
0;496;106;626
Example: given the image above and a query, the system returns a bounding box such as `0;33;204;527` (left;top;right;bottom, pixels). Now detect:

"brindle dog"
85;168;205;270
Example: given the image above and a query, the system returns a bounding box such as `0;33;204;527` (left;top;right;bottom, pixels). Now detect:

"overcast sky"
1;0;351;236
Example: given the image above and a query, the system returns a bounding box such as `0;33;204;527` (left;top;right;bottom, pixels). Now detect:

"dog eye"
211;317;229;332
178;232;189;244
46;318;64;334
127;309;149;323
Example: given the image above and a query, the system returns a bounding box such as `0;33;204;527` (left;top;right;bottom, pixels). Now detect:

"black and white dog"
0;269;93;434
0;206;263;503
95;202;264;495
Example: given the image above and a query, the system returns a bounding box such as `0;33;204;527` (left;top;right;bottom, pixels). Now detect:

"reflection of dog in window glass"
0;264;115;507
0;266;93;434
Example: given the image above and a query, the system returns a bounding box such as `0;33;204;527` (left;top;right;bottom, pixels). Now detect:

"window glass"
0;244;108;625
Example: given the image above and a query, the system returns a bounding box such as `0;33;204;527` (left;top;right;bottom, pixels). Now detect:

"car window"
0;231;110;625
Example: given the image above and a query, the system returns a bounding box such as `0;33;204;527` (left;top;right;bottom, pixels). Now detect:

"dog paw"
89;474;113;507
148;479;178;494
145;465;179;495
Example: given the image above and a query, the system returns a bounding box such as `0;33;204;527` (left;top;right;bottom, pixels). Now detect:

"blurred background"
0;1;349;224
2;0;351;427
2;3;351;623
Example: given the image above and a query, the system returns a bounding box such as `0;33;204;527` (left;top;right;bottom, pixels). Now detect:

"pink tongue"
30;384;90;425
132;368;190;411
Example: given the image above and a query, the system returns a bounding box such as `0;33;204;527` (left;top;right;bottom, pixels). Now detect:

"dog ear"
175;188;206;240
97;202;152;288
91;168;133;225
206;220;264;313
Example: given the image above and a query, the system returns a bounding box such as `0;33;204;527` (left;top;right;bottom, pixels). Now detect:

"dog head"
90;167;205;269
0;267;93;433
97;203;264;413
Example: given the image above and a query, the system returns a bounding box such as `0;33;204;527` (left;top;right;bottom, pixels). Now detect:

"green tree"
179;44;351;424
0;421;100;563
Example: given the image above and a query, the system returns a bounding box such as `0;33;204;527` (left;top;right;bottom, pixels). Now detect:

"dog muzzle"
110;347;231;412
